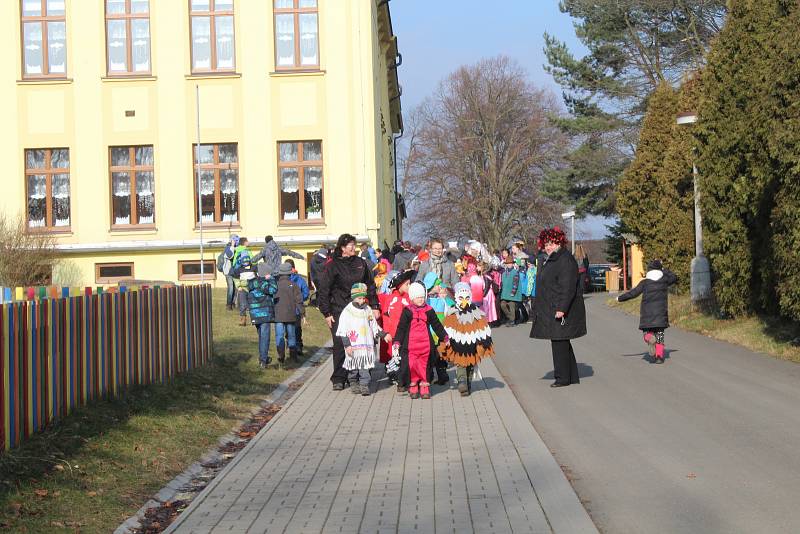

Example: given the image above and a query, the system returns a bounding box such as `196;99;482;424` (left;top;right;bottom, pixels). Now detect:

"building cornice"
55;234;370;254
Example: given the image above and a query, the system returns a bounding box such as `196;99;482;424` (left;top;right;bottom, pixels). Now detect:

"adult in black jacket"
317;233;380;390
616;259;677;363
530;227;587;387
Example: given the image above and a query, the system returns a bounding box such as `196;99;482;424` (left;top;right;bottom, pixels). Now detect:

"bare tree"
0;213;60;287
401;56;566;250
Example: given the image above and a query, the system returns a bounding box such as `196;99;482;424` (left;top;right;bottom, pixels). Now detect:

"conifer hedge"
617;83;678;266
695;0;800;319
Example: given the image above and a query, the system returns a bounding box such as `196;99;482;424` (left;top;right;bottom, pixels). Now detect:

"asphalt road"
491;294;800;534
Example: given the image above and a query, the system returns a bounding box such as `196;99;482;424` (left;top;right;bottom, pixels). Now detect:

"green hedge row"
618;0;800;321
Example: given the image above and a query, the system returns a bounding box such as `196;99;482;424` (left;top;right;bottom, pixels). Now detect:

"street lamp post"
676;112;711;306
561;210;576;254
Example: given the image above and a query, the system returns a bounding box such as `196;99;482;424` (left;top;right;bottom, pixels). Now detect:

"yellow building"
1;0;403;287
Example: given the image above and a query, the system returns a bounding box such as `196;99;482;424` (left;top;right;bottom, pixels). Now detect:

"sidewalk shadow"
540;362;594;380
479;376;506;390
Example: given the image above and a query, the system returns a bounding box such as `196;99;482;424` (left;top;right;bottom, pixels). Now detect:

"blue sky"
391;0;612;240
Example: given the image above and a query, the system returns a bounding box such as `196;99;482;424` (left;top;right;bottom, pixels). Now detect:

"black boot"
277;346;286;363
290;347;299;362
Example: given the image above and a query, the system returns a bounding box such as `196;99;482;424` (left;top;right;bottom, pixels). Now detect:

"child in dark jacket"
273;262;305;363
392;282;449;399
617;259;678;363
247;276;278;368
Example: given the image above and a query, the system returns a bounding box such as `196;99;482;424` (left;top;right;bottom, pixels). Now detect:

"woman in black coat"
616;259;677;363
530;227;587;387
317;233;380;390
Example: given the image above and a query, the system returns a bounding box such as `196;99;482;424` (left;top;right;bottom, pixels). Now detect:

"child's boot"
655;343;665;363
420;382;431;399
643;332;657;356
277;346;286;363
408;383;419;399
456;367;469;396
290;347;299;362
361;382;371;396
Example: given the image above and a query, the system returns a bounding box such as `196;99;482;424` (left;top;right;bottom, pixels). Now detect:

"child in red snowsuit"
392;282;448;399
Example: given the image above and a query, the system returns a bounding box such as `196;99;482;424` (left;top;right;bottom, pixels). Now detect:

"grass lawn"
0;288;330;533
608;292;800;363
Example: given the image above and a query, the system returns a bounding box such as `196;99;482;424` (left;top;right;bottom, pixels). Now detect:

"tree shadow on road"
540;362;594;380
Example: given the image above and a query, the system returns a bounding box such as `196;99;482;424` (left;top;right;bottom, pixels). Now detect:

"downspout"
393;125;404;241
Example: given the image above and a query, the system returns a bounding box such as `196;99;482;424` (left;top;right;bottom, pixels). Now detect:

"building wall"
1;0;401;287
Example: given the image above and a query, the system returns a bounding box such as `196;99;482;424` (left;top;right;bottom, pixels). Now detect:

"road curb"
480;357;599;533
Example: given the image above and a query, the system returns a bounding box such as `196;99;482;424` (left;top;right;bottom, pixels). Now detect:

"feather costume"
440;304;494;367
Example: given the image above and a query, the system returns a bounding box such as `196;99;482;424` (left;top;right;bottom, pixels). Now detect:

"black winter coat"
617;269;677;330
530;247;587;340
317;255;379;319
309;248;328;289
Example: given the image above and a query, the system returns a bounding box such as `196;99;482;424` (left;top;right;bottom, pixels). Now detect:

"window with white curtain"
273;0;319;70
21;0;68;77
109;146;155;227
25;148;71;230
105;0;151;75
193;143;239;224
190;0;235;73
278;141;324;222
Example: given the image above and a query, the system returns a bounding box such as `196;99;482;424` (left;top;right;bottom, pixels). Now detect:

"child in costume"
392;282;448;399
441;282;494;395
616;259;677;364
380;270;415;389
336;283;392;395
423;271;455;385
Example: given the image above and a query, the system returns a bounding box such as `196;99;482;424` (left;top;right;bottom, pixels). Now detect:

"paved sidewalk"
166;355;596;534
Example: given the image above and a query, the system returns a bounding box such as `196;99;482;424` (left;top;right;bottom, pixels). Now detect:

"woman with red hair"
529;227;587;387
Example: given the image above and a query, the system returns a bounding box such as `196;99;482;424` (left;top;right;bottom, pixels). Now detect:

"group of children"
335;268;495;399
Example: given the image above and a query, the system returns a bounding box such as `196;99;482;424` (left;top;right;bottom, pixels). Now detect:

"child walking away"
441;282;494;396
336;283;392;396
247;275;278;368
392;282;448;400
232;255;257;326
273;262;305;363
617;259;678;363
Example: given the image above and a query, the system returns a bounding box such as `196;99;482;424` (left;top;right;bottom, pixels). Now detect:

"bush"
695;0;799;318
0;213;60;287
616;83;679;266
647;76;701;292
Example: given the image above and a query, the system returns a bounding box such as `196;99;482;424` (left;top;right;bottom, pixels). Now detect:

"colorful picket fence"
0;284;212;452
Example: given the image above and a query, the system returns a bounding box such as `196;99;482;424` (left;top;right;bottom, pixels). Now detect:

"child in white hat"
392;282;448;399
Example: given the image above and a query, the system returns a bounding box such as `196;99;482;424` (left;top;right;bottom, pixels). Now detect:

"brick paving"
166;354;596;534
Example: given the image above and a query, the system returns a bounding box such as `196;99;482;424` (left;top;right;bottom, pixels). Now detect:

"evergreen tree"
763;3;800;321
616;83;679;253
543;0;726;215
694;0;786;316
648;76;702;292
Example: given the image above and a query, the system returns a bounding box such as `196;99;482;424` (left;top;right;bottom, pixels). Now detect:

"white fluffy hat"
408;282;427;301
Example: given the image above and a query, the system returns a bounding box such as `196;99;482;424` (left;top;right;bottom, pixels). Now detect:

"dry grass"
609;293;800;363
0;289;329;533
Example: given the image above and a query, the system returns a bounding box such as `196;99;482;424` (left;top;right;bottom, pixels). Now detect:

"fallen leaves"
34;489;48;497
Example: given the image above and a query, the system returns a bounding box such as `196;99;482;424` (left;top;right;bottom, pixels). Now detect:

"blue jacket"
500;266;524;302
247;277;278;324
289;272;310;301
